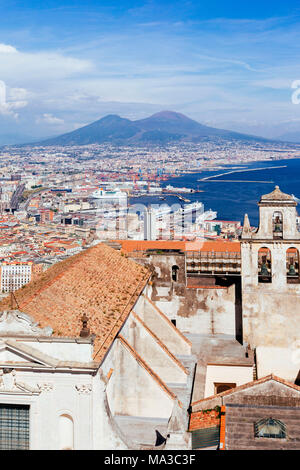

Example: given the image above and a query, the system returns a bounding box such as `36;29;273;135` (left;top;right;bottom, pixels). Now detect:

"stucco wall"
106;339;174;419
0;369;96;450
135;293;192;356
256;346;300;383
120;313;188;384
204;364;254;398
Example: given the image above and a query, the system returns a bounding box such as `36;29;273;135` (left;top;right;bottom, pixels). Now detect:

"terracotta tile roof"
185;241;241;253
191;374;300;407
0;243;150;363
187;286;228;290
118;239;241;254
118;240;186;253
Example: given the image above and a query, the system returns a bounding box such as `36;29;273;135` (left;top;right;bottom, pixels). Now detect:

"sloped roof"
0;243;150;362
192;374;300;408
118;239;241;254
260;186;295;203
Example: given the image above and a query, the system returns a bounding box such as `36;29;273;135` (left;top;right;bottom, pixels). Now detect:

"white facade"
0;310;128;450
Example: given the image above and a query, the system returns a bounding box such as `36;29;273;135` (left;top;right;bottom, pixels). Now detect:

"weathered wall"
224;381;300;450
241;242;300;358
189;410;220;431
139;254;238;338
105;339;174;419
225;404;300;450
254;204;300;240
119;311;188;384
135;293;192;357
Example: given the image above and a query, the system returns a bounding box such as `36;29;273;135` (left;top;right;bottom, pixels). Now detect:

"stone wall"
223;380;300;449
225;404;300;450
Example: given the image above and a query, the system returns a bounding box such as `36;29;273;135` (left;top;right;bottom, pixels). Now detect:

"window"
214;383;236;394
0;404;30;450
254;418;286;439
286;248;300;284
258;247;272;283
272;212;283;239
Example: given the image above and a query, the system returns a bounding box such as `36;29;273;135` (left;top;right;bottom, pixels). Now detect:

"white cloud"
0;80;27;119
8;87;32;101
0;44;17;54
36;113;65;125
0;44;93;90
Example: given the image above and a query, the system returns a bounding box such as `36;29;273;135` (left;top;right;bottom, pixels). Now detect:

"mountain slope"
277;131;300;143
40;115;140;146
34;110;270;146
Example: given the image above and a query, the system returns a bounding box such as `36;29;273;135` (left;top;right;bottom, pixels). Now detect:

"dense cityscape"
0;0;300;456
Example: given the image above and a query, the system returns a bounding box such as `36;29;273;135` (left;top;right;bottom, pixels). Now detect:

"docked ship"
90;188;128;205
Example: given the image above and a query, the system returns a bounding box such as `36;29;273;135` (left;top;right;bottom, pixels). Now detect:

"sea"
129;158;300;226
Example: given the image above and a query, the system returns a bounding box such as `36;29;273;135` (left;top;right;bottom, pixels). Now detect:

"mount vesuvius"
34;111;270;146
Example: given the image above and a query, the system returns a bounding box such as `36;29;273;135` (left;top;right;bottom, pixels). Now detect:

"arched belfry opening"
286;247;300;284
273;211;283;239
258;247;272;283
171;265;179;282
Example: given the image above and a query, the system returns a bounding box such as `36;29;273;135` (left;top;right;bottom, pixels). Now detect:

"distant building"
0;262;32;293
0;187;299;450
144;207;157;240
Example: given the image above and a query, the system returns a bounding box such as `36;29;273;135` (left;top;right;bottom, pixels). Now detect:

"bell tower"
241;186;300;382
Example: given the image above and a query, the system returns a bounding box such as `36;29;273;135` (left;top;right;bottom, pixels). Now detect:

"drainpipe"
219;405;226;450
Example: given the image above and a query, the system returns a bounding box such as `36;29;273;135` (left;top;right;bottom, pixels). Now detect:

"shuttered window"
192;426;220;449
0;404;30;450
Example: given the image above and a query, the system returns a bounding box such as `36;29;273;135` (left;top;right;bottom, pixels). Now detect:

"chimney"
80;313;90;338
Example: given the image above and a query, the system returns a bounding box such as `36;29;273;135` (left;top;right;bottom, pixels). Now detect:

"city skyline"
1;1;300;141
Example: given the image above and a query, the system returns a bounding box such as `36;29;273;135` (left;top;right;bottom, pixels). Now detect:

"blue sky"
1;1;300;138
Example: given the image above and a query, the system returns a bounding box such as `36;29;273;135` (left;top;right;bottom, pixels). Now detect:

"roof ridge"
4;339;59;367
131;311;189;375
92;274;150;361
118;335;182;406
191;374;300;407
144;296;192;346
16;248;87;310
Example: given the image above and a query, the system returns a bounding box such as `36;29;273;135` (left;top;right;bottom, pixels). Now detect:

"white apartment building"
1;263;32;293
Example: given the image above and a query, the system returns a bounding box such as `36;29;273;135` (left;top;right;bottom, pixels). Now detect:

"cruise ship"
90;188;128;204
